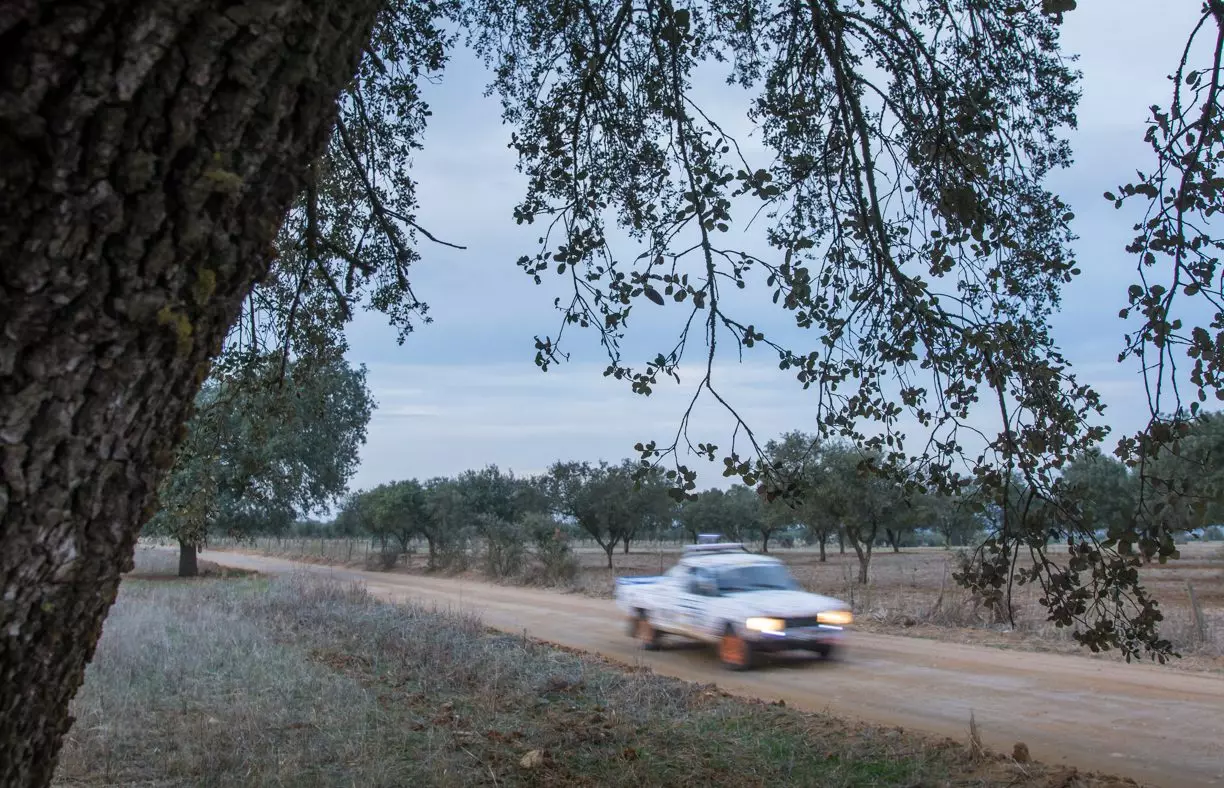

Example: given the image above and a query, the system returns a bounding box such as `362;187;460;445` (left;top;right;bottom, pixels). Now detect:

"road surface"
200;550;1224;788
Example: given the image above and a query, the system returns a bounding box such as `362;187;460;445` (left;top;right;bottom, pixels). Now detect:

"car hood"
722;589;849;617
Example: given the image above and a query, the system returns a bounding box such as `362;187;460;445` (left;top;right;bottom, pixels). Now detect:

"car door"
653;567;689;632
690;567;722;638
670;566;706;638
676;566;724;639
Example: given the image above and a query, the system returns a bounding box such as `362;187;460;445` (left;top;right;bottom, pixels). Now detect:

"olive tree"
145;353;374;576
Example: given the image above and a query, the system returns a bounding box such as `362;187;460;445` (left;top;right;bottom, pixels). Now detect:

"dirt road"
202;550;1224;788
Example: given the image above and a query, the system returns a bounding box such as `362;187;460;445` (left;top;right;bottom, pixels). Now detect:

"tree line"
148;381;1224;595
199;438;988;585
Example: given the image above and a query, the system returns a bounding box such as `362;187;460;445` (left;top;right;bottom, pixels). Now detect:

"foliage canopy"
147;353;375;568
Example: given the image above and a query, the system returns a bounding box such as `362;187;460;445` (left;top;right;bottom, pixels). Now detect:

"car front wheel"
718;625;755;671
632;610;661;650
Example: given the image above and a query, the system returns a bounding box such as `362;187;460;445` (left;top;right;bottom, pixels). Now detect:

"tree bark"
847;526;875;584
854;544;872;584
424;536;437;570
177;540;199;578
0;2;380;785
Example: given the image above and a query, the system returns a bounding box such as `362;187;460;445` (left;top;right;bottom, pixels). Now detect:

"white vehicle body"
614;543;852;669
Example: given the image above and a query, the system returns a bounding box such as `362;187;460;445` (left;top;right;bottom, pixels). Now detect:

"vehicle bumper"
746;625;846;652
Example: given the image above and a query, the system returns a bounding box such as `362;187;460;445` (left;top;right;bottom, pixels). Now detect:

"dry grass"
124;545;259;581
199;535;1224;673
56;566;1140;788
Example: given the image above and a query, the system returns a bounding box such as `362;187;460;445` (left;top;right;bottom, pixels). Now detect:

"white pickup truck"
614;543;852;670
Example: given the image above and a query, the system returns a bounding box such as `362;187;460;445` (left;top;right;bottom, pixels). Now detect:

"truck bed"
613;575;666;614
615;575;664;585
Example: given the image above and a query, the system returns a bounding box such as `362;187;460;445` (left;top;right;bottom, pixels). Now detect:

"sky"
341;1;1209;495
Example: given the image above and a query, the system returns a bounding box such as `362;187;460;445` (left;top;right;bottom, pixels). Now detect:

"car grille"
784;616;821;629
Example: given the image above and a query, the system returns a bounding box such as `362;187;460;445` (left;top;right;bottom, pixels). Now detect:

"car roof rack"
682;542;751;556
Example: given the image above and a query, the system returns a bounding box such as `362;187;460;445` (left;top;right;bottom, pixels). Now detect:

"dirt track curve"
201;550;1224;787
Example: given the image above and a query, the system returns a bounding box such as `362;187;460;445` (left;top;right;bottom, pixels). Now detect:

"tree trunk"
848;530;873;584
761;530;770;553
177;540;199;578
818;533;827;562
604;541;615;569
885;528;901;553
837;528;846;554
622;534;631;554
0;4;380;785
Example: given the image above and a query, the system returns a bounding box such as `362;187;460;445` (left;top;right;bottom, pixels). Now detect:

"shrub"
365;548;400;571
434;533;473;573
478;515;528;580
524;513;580;585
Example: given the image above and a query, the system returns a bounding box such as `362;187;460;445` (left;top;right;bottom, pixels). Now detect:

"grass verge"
55;566;1139;787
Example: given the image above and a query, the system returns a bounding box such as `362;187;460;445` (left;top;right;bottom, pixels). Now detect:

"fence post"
1187;582;1208;645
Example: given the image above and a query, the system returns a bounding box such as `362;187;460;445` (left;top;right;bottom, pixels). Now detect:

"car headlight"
745;617;785;633
818;610;853;626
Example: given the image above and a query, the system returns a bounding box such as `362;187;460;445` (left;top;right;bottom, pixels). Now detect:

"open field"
200;547;1224;788
200;535;1224;672
53;547;1144;788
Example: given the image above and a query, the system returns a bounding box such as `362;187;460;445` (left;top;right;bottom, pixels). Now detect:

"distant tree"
1132;412;1224;557
420;477;473;568
453;465;550;524
364;480;433;561
677;485;762;545
955;470;1053;625
723;485;766;544
761;432;838;559
678;489;725;543
286;519;330;538
474;513;528;579
882;495;930;553
921;491;983;549
881;523;910;553
146;354;374;576
545;460;643;569
333;492;377;539
616;461;676;553
817;443;909;584
1060;449;1138;537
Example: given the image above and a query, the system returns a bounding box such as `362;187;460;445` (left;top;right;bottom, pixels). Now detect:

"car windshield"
715;564;799;592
